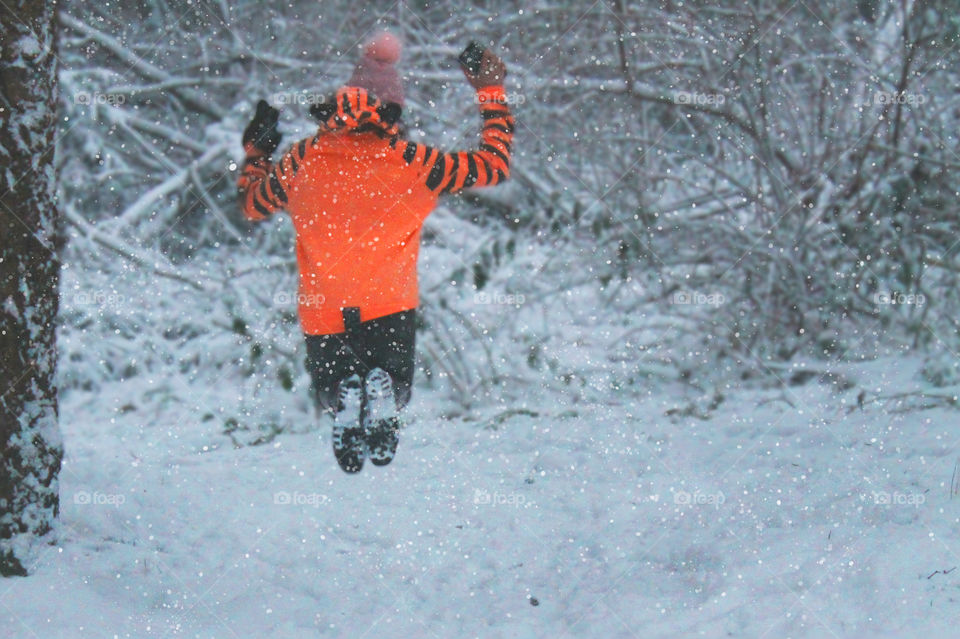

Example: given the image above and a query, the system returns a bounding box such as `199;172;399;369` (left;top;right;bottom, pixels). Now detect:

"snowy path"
3;363;960;638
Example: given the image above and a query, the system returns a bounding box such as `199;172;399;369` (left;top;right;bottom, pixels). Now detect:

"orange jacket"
237;85;514;335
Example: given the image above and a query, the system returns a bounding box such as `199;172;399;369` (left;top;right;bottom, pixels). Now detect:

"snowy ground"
3;350;960;638
4;213;960;638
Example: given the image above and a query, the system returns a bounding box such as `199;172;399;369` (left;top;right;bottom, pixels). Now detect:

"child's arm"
236;100;293;221
392;48;514;195
392;83;514;195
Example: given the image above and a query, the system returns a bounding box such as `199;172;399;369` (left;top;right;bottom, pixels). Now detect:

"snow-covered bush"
56;0;960;416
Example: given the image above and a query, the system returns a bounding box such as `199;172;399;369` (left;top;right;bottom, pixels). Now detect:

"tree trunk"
0;0;64;577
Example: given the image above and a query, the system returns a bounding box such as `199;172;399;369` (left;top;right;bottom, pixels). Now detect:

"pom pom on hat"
348;31;404;106
365;31;402;64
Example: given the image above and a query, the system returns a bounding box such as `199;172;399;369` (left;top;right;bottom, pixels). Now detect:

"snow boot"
332;374;365;473
363;368;401;466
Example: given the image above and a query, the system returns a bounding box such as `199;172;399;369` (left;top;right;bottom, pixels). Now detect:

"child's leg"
304;332;365;414
358;310;417;409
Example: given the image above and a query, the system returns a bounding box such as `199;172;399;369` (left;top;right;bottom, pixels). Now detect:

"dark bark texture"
0;0;64;577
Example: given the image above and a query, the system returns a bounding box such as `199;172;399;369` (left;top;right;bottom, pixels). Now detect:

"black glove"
242;100;282;156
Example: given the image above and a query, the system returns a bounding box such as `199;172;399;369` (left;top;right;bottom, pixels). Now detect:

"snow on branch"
65;204;210;292
111;142;229;232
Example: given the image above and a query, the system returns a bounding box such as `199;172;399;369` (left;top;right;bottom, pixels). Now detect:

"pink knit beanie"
348;31;404;106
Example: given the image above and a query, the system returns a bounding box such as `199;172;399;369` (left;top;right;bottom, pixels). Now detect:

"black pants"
304;309;417;414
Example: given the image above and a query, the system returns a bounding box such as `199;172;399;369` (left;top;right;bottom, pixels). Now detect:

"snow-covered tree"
0;0;64;577
50;0;960;406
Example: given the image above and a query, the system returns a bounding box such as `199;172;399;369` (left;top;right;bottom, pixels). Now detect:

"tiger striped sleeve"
237;140;308;221
395;85;514;195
